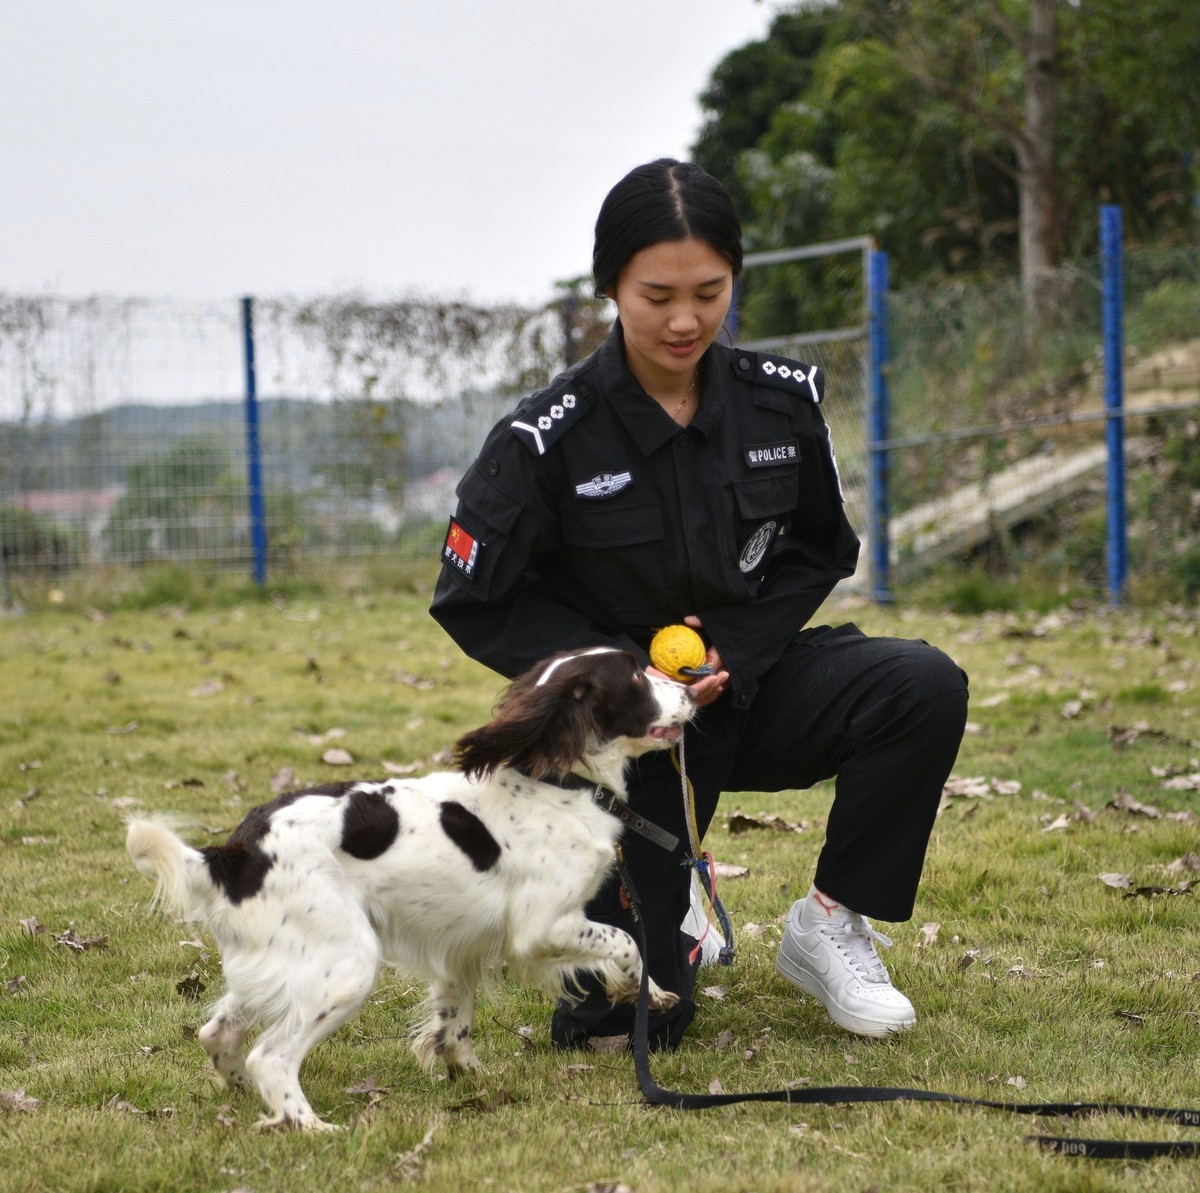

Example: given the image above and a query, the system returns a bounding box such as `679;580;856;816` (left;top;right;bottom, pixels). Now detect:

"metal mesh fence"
2;243;1197;597
0;294;561;578
883;246;1200;589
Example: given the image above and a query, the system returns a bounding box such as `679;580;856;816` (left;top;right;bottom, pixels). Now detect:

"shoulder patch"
735;350;823;404
510;380;589;456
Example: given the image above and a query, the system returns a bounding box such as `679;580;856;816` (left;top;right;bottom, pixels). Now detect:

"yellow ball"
649;625;708;681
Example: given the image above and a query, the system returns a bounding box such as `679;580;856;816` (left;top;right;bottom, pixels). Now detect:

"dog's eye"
632;670;645;684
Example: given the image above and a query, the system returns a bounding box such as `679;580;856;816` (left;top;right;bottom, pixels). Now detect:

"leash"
611;861;1200;1160
673;739;735;966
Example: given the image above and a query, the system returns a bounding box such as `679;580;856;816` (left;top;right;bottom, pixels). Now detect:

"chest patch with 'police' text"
574;471;632;499
442;517;480;578
744;440;799;468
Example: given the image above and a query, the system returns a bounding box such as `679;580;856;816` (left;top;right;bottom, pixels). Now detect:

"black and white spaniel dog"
127;647;692;1131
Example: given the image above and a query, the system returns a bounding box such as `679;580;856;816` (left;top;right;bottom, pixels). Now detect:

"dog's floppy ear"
454;667;594;781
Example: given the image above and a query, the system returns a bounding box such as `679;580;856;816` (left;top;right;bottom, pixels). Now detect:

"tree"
694;0;1198;330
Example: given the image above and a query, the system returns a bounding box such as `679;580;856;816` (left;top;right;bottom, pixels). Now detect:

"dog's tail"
126;818;211;920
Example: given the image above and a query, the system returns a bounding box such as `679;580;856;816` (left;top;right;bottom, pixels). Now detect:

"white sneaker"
775;893;916;1037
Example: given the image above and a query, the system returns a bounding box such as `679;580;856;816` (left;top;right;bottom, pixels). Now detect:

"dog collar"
587;783;680;853
518;768;680;853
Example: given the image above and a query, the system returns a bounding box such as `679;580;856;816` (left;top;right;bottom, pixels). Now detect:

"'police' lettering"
744;440;799;469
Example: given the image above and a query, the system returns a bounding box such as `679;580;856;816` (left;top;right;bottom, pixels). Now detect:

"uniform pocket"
561;500;664;548
559;500;668;618
732;471;798;522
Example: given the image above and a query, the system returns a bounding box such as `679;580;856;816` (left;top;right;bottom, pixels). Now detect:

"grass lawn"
2;569;1199;1192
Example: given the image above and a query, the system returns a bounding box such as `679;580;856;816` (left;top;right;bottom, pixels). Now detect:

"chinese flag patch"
442;517;479;577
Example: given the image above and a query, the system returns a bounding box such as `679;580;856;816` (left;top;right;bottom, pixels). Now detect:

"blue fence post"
1100;206;1127;606
241;296;268;587
867;247;893;603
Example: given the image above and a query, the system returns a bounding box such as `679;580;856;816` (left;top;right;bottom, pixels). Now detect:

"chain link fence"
2;242;1198;600
0;294;563;584
882;245;1200;595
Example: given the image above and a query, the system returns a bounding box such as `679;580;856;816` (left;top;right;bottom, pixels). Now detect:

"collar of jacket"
595;323;727;456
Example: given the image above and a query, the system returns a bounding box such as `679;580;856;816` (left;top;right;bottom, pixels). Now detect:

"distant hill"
1;389;519;494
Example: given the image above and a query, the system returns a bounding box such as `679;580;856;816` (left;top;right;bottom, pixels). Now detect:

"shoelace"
820;913;893;984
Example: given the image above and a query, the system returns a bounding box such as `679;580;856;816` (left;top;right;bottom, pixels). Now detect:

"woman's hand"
648;614;727;708
682;615;728;706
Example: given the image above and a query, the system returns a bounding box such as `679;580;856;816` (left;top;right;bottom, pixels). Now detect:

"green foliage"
1127;278;1200;358
694;0;1198;339
0;507;78;572
102;438;235;562
1170;543;1200;597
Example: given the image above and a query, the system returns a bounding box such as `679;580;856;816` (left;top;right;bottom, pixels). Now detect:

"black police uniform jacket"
431;325;860;709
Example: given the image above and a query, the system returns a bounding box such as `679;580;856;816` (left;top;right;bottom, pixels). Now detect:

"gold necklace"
672;376;698;419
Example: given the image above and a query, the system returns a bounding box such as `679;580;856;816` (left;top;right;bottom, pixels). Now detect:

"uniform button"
738;357;751;372
487;459;500;476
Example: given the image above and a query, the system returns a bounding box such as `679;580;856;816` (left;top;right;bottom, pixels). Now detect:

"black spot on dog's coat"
340;789;400;860
439;801;501;872
201;841;272;905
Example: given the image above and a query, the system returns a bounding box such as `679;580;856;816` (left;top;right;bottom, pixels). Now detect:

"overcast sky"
4;1;779;307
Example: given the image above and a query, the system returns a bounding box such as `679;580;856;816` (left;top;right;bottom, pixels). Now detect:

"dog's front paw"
647;982;679;1012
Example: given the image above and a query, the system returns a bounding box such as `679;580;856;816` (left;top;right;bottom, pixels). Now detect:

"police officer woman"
431;158;968;1049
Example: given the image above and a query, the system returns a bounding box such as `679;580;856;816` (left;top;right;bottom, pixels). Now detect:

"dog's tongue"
649;724;683;741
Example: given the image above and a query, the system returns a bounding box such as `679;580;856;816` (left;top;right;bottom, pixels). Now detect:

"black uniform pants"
551;623;969;1050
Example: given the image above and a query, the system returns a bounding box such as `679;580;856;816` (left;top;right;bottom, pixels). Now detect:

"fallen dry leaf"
713;1028;734;1048
1109;792;1162;818
726;812;806;835
381;759;423;775
392;1124;437;1181
54;929;108;952
1166;854;1200;875
322;748;355;766
918;922;940;947
585;1035;630;1054
713;862;748;879
1162;774;1200;792
19;917;44;937
190;678;225;698
449;1088;518;1114
557;1064;596;1080
271;766;297;794
346;1076;389;1096
703;986;728;1001
0;1089;41;1113
1100;873;1132;889
176;972;206;1000
1124;882;1194;899
4;976;26;996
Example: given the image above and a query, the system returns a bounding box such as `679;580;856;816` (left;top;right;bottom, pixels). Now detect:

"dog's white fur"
127;648;691;1131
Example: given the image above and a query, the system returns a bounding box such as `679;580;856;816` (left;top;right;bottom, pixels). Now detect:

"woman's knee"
907;640;969;700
